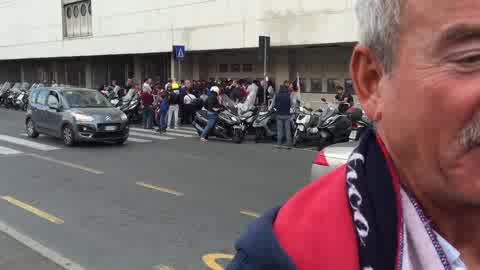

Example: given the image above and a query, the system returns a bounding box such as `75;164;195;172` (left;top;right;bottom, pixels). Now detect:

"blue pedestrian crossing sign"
174;45;186;61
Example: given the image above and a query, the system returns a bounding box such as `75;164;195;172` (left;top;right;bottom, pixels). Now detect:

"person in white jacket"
238;81;259;114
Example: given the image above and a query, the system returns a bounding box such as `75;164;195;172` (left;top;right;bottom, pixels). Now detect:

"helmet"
171;82;180;90
211;86;220;95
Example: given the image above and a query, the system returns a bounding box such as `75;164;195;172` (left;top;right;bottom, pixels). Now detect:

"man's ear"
350;45;385;122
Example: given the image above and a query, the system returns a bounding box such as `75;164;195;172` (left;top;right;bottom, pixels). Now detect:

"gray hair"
355;0;402;73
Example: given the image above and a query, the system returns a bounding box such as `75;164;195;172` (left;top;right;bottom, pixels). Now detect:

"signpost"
173;45;186;81
258;36;271;105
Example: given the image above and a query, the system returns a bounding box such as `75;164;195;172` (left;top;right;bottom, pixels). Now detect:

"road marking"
27;153;104;175
127;137;153;143
136;182;184;196
0;134;59;151
0;219;86;270
0;146;23;155
203;253;235;270
163;132;195;138
167;129;198;135
153;265;175;270
178;126;197;131
2;196;64;224
240;210;260;218
20;133;154;144
129;132;175;140
131;128;195;138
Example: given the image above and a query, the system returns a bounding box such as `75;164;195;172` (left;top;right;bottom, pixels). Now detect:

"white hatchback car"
310;141;358;182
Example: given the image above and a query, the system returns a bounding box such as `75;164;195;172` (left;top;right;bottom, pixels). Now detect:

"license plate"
105;125;118;131
350;130;358;140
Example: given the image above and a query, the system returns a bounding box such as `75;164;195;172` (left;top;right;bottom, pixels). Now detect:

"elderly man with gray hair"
227;0;480;269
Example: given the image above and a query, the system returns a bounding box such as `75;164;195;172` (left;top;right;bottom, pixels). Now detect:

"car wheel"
62;125;76;147
26;119;39;138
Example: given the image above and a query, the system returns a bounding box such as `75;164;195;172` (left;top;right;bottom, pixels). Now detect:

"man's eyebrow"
437;24;480;46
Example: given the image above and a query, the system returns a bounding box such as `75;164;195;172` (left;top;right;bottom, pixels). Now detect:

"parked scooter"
253;107;297;143
119;92;142;123
193;96;246;144
4;83;22;109
0;82;12;106
293;105;334;146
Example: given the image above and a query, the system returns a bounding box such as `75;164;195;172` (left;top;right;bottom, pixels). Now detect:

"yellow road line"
2;196;64;224
202;253;234;270
136;182;184;197
240;210;260;218
27;154;104;175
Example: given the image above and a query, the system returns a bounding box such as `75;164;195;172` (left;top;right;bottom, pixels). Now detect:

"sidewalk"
0;230;64;270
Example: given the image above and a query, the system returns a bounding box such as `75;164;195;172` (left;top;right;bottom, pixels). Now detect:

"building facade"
0;0;359;104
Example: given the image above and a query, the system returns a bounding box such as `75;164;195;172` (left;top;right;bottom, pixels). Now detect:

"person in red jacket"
141;90;154;129
228;0;480;269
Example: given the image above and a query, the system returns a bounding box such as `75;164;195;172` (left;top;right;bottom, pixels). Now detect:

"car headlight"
121;113;128;121
72;113;94;122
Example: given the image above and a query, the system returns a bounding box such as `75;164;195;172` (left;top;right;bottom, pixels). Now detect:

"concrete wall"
0;0;358;60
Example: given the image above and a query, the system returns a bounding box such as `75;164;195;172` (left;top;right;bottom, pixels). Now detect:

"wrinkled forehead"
403;0;480;36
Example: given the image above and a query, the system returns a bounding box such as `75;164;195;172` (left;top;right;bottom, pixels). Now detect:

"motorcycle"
4;83;22;109
293;105;334;146
0;82;12;106
193;96;246;144
119;92;142;123
253;107;297;143
12;82;30;110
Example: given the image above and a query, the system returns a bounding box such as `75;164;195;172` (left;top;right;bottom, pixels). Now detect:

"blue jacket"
159;100;169;113
274;87;292;116
226;207;297;270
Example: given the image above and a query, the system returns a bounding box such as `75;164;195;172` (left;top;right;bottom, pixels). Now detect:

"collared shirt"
436;233;467;270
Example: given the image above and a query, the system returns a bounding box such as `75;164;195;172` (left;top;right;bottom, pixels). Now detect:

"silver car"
310;141;358;182
25;87;129;146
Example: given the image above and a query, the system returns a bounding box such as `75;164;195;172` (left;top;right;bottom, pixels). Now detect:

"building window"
231;64;241;73
345;79;355;95
219;64;228;73
81;4;87;16
327;78;339;94
311;78;323;93
66;6;72;18
73;5;79;17
243;64;253;73
64;0;92;39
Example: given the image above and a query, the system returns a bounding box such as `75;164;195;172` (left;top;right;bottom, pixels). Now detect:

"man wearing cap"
167;81;181;130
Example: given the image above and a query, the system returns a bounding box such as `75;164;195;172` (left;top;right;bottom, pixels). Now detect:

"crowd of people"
100;77;307;144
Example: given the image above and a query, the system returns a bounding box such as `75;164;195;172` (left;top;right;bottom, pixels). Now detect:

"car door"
44;91;64;137
32;89;49;132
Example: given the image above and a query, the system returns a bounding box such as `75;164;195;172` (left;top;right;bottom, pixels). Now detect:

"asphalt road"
0;108;316;270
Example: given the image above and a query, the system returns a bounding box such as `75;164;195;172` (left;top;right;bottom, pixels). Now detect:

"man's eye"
457;55;480;64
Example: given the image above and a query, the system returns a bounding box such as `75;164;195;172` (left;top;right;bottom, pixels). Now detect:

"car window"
61;90;111;108
30;90;40;104
36;90;49;105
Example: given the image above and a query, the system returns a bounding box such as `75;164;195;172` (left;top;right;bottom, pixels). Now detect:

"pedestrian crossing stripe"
0;146;23;155
127;137;152;143
128;132;175;140
0;135;59;151
130;128;196;138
